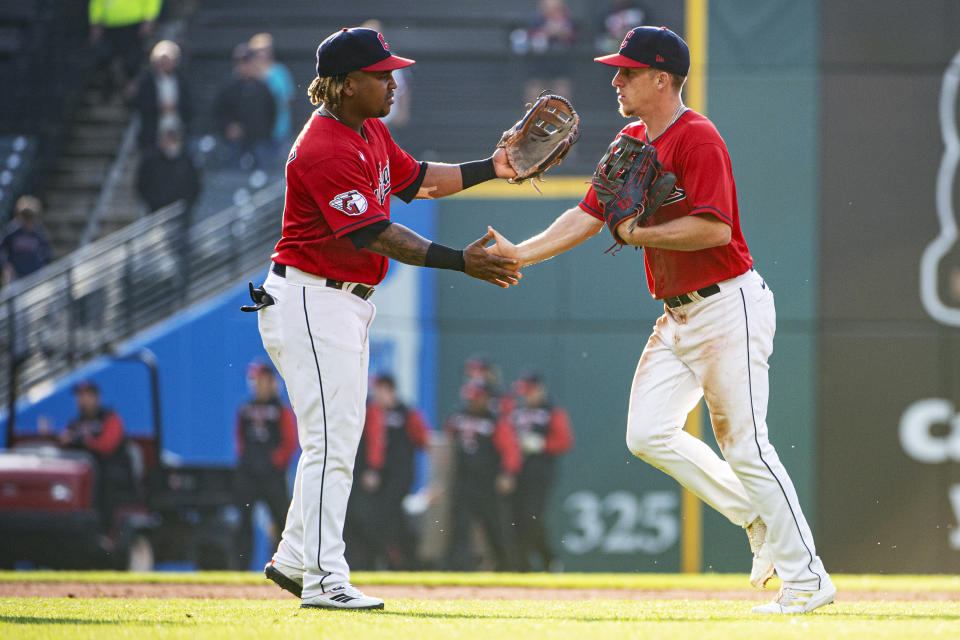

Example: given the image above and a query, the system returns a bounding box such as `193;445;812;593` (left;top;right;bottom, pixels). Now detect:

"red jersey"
272;111;422;285
580;110;753;299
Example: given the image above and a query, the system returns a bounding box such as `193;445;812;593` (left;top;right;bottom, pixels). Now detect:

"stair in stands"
40;91;141;259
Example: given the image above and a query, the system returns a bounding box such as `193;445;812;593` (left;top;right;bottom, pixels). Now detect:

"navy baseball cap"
594;26;690;76
315;27;415;77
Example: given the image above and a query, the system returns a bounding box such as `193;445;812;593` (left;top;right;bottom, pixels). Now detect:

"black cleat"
264;560;303;598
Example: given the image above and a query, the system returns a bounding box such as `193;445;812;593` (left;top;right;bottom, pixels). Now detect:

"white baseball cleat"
301;584;385;610
751;575;836;614
746;517;775;589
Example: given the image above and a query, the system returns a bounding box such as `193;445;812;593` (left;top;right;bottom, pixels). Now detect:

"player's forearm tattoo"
366;223;429;266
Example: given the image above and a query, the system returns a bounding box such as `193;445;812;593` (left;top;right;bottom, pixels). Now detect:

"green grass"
2;597;959;640
2;570;959;593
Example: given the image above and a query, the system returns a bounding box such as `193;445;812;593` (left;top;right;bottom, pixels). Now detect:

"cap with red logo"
315;27;416;77
594;26;689;76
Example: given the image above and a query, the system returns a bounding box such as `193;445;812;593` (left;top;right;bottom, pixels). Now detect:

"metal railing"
1;179;286;418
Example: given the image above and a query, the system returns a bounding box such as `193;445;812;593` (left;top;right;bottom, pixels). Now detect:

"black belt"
271;262;375;300
663;283;721;308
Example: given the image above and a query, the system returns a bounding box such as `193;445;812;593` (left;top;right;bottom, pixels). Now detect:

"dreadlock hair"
308;73;348;110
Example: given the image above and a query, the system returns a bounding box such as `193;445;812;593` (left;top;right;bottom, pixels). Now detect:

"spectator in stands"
133;40;193;150
248;33;296;151
234;361;298;569
511;0;577;107
0;195;51;288
59;380;135;530
214;43;277;170
510;0;577;55
510;369;574;572
595;1;647;53
88;0;162;101
443;379;521;571
135;116;201;216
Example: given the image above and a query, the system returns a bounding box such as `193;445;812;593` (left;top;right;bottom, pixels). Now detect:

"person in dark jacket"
443;380;521;571
214;42;277;170
59;380;134;530
234;361;298;568
0;195;51;288
135;118;201;215
510;369;574;571
345;373;430;570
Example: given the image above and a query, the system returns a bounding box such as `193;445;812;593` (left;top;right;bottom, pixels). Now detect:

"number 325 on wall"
562;490;679;555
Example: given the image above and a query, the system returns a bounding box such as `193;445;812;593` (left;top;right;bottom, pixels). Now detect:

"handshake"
463;226;522;289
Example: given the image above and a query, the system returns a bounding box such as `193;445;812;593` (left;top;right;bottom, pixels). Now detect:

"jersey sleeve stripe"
332;213;389;238
391;163;422;192
578;200;605;220
688;206;733;225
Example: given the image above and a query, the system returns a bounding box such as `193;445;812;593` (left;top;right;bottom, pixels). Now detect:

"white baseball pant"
626;268;828;589
257;265;375;598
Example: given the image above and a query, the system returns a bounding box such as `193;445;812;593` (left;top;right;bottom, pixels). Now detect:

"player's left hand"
464;230;522;288
492;148;518;180
486;226;520;261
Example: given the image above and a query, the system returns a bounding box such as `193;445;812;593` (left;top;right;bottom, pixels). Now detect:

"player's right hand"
463;230;522;288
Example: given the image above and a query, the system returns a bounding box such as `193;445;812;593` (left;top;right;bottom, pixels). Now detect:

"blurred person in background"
249;33;296;153
88;0;162;101
59;380;134;530
133;39;193;150
234;361;298;569
215;42;276;170
511;0;577;55
366;373;430;569
0;195;51;289
345;373;430;569
135;116;201;216
510;369;574;571
595;0;647;53
511;0;577;108
443;380;520;571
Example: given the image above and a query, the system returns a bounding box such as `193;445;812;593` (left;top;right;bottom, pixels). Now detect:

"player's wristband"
424;243;466;271
459;157;497;190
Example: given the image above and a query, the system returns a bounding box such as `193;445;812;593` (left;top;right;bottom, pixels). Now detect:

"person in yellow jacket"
88;0;163;100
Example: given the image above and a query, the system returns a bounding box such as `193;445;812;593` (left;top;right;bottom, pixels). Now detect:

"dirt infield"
1;581;957;601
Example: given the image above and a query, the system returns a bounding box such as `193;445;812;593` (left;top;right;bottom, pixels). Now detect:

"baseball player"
344;373;430;570
251;27;521;610
442;380;521;571
233;361;298;568
510;370;574;572
489;26;835;614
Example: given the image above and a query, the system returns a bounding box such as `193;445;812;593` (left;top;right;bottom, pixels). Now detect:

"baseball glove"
497;93;580;188
591;133;676;248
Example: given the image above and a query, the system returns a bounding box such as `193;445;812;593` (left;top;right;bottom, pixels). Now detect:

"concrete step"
47;165;111;190
61;136;125;157
69;122;126;143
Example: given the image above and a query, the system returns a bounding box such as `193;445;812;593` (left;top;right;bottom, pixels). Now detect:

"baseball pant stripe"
739;289;822;589
302;286;331;591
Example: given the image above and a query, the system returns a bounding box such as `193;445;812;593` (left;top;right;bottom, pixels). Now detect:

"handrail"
80;113;142;247
1;178;286;421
